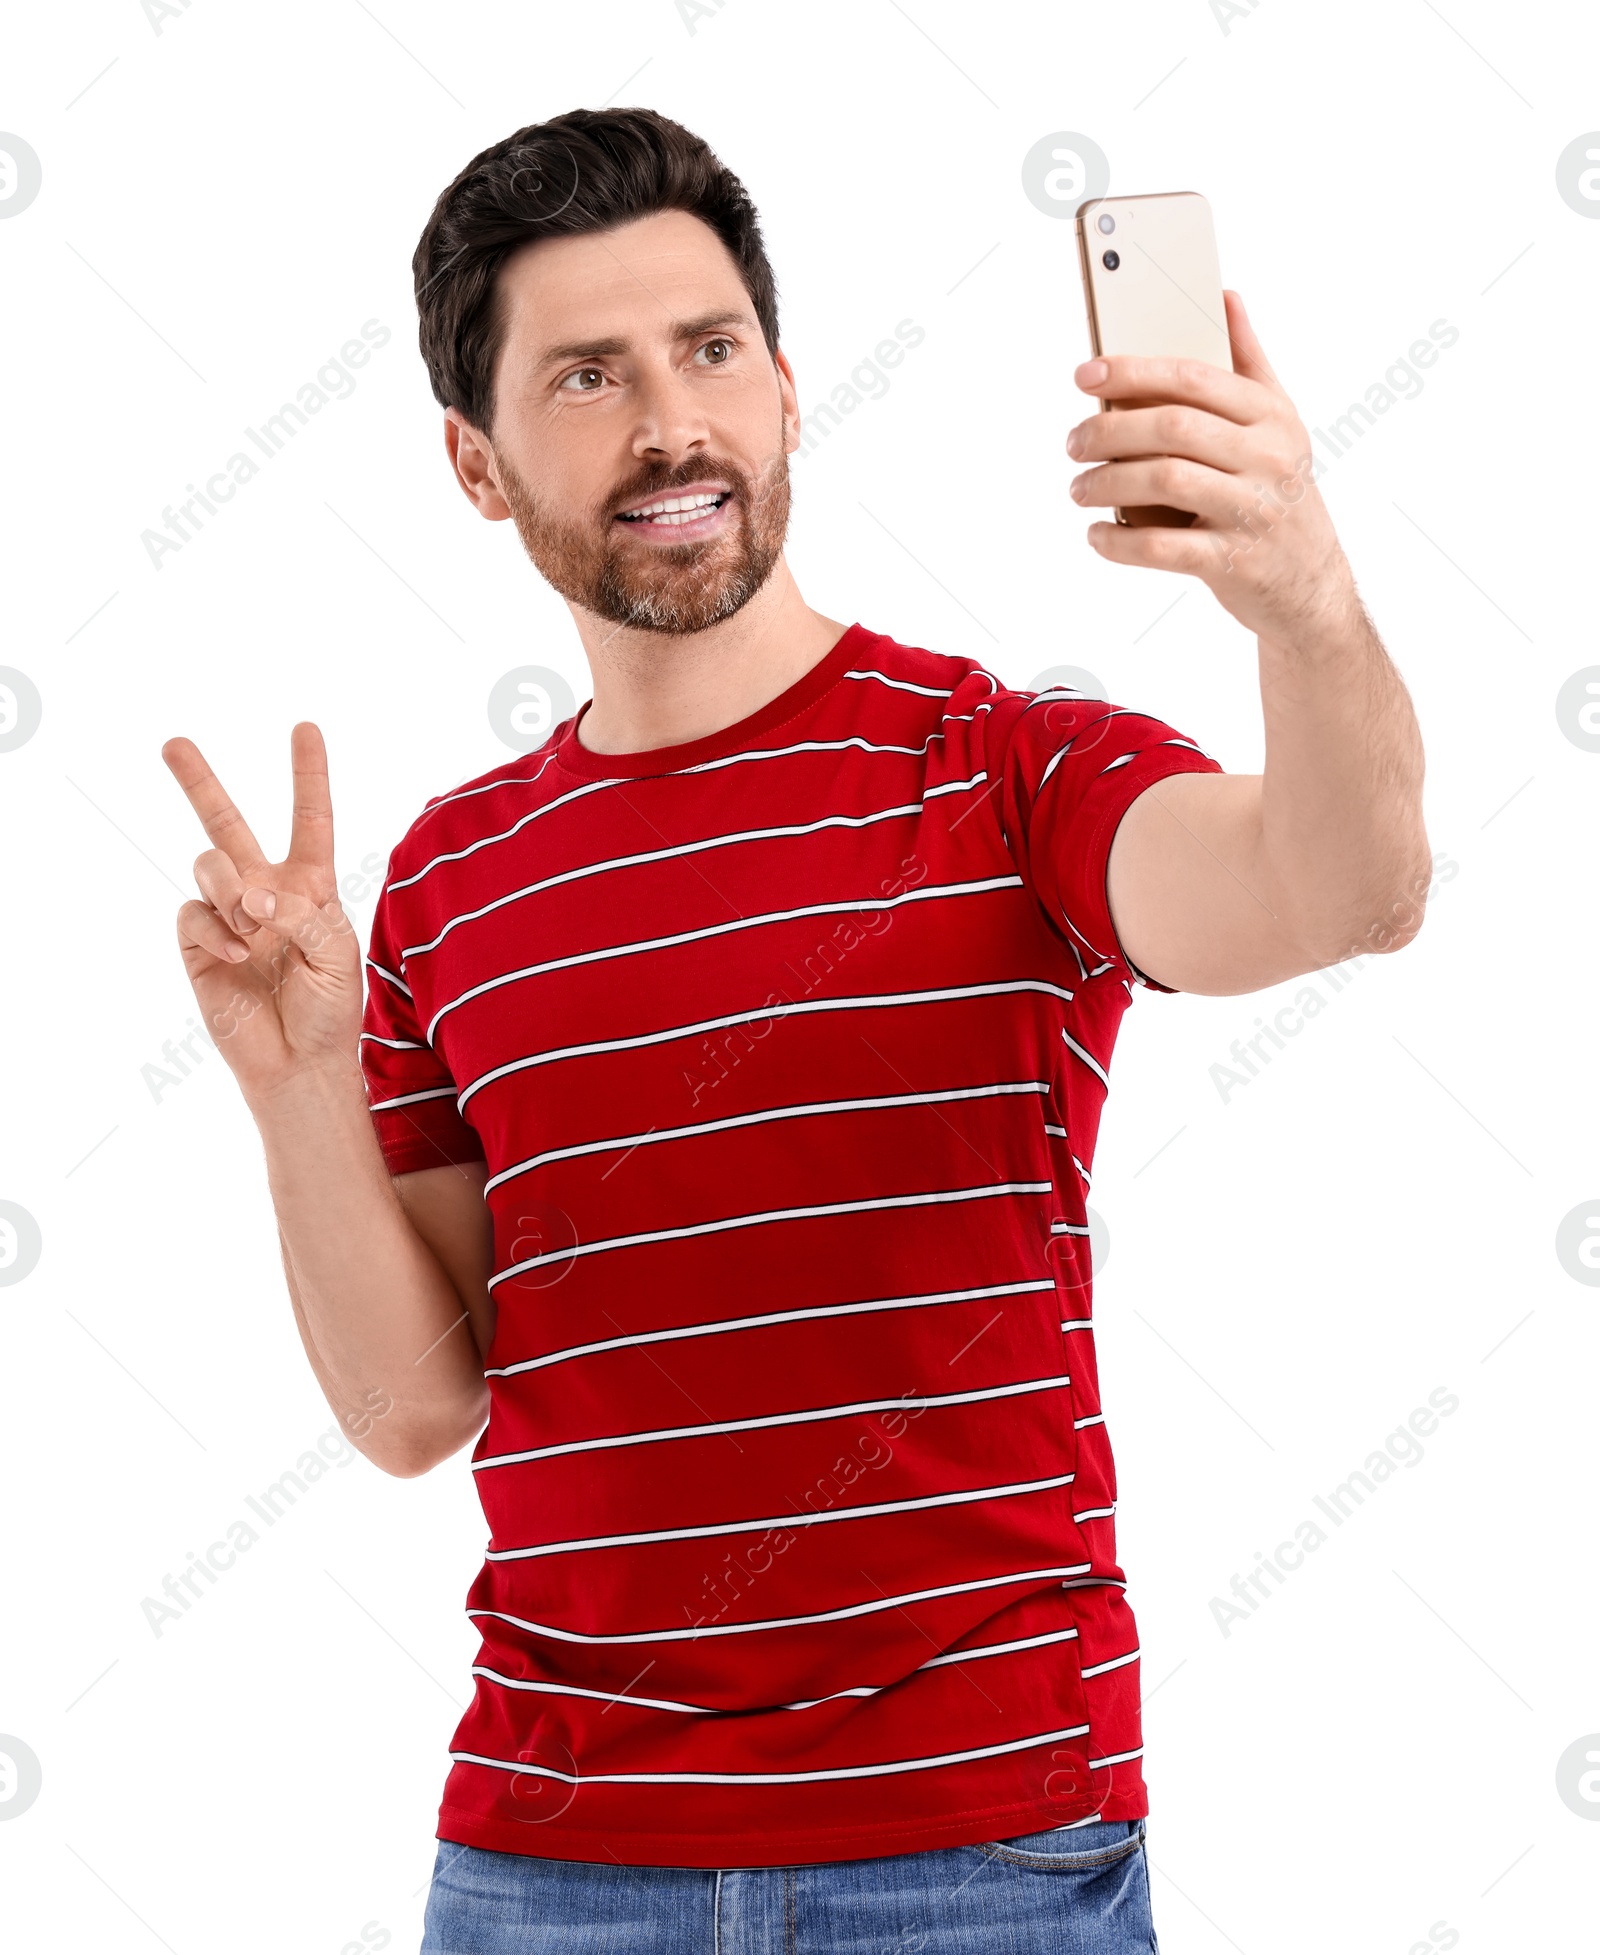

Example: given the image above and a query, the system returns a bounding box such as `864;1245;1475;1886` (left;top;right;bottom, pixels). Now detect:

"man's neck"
569;559;849;755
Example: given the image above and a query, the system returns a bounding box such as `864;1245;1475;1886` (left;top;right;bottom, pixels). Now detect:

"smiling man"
163;107;1429;1954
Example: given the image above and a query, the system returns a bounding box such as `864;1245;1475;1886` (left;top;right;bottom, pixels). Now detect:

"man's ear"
444;407;512;521
773;345;802;457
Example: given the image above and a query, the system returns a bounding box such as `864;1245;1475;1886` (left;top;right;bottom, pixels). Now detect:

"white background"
2;1;1597;1949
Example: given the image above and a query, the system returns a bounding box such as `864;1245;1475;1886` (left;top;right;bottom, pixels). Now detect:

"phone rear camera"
1097;213;1116;234
1102;250;1120;270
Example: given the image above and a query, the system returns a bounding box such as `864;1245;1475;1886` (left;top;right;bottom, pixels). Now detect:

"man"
163;107;1429;1953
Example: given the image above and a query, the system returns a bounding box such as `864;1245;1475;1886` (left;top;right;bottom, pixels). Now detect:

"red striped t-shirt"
358;619;1221;1868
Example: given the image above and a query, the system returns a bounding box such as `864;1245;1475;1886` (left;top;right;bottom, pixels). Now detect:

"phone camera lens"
1102;249;1120;270
1097;213;1116;234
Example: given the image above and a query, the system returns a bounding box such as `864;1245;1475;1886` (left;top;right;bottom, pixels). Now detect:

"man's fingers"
162;736;271;875
1076;351;1263;426
286;721;336;872
176;898;252;965
1069;403;1249;471
1086;518;1230;580
193;847;260;938
237;883;353;970
1223;289;1282;392
1073;456;1240;524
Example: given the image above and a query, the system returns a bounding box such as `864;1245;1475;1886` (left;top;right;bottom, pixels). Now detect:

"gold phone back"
1077;191;1232;526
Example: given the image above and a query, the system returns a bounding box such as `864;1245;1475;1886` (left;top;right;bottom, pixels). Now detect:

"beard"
493;429;792;636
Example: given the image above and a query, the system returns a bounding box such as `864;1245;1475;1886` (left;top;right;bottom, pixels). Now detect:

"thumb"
239;884;354;971
1224;290;1282;393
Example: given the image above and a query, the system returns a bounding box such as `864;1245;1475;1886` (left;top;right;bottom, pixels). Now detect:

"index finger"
161;736;271;873
1075;352;1266;427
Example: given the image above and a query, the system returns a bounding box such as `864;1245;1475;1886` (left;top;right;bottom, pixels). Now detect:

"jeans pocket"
972;1816;1144;1872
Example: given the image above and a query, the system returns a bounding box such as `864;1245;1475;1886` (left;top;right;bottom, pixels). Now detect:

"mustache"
603;460;746;518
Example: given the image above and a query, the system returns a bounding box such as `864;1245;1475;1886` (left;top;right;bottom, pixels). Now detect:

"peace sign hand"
162;722;365;1105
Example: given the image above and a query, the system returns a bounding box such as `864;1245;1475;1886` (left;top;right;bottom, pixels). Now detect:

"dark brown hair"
411;107;781;436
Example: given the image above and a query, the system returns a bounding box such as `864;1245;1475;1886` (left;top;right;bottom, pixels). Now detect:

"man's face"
469;208;798;635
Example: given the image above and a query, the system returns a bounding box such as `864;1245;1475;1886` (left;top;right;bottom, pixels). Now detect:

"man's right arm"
161;722;495;1481
251;1064;496;1477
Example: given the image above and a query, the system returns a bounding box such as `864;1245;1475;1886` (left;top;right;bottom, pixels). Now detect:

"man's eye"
560;367;605;392
697;338;733;365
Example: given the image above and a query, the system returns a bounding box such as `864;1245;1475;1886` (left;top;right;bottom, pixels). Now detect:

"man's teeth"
620;492;726;523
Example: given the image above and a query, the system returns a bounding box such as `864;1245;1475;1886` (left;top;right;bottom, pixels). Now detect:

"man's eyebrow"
533;310;756;373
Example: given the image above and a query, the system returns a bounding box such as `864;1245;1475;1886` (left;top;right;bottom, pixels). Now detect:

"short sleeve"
983;688;1223;992
359;876;488;1177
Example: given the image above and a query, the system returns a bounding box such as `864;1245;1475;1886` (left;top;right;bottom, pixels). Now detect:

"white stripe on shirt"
467;1562;1093;1645
488;1277;1060;1379
432;881;1037;1045
448;1722;1093;1788
455;977;1075;1109
486;1471;1077;1562
484;1080;1052;1195
472;1374;1072;1472
487;1179;1054;1287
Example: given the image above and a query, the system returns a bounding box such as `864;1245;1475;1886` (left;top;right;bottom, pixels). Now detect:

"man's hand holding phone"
1067;290;1359;649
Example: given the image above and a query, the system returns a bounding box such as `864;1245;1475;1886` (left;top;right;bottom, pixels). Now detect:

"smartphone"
1075;191;1232;528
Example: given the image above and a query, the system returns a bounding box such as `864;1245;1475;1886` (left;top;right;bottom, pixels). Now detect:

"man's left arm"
1070;291;1431;997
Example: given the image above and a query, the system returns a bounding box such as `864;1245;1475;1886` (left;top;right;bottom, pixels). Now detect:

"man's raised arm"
161;723;494;1475
1069;292;1430;996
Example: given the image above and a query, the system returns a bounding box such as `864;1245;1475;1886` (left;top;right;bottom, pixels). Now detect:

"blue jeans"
419;1818;1158;1952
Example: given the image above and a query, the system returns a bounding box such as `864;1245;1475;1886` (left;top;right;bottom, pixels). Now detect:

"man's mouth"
613;486;733;541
